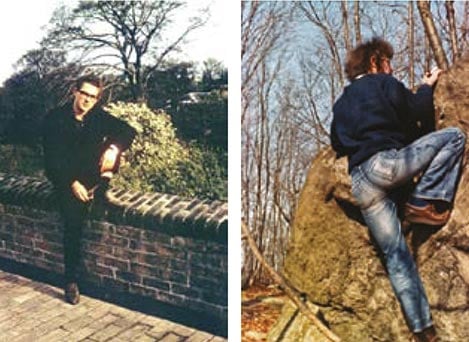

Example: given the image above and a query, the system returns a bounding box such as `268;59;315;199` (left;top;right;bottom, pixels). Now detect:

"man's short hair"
345;37;394;81
75;75;104;95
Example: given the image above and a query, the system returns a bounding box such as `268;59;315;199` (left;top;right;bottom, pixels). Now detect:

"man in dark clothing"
331;38;465;342
42;75;136;304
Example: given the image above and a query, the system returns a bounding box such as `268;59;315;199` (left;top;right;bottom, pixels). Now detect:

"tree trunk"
463;2;469;53
445;1;459;63
408;1;415;89
341;0;352;53
353;1;361;44
416;0;449;70
425;35;432;72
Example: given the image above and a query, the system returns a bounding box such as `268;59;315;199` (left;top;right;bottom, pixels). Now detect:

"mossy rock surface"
272;56;469;342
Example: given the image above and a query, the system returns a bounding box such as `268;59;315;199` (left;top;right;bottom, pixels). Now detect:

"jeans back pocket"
365;150;397;187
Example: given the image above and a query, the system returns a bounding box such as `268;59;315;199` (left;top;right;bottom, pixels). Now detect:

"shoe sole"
404;209;450;226
404;215;448;226
65;295;80;305
65;284;80;305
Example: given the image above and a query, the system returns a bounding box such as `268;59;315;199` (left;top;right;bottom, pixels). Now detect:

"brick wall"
0;173;227;323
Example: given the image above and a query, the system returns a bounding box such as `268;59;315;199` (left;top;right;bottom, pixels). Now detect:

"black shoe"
65;282;80;305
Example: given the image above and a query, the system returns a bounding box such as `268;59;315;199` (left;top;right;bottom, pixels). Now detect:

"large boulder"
271;56;469;341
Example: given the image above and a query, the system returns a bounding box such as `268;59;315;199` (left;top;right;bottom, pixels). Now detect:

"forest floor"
241;284;287;341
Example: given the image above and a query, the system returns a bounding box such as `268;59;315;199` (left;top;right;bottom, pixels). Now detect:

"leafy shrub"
0;144;44;177
104;102;227;200
178;143;227;200
104;102;188;194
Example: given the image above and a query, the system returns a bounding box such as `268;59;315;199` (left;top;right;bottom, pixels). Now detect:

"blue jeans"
350;127;466;332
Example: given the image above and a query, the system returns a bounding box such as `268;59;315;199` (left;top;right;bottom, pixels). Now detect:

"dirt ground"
241;284;286;342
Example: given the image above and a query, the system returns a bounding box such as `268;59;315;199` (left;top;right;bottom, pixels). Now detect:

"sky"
0;0;230;85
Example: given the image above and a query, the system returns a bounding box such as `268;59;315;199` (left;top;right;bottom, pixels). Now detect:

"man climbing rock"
330;37;465;341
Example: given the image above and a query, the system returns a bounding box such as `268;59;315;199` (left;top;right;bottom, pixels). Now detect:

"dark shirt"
42;103;136;192
330;73;435;173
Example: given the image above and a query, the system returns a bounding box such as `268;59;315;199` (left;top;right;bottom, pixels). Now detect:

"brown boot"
405;203;450;226
65;282;80;305
413;325;439;342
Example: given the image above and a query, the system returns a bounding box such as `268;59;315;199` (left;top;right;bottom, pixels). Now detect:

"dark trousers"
59;191;90;284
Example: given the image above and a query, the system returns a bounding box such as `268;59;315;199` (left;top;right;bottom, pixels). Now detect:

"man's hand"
422;67;443;87
71;180;92;202
100;144;119;175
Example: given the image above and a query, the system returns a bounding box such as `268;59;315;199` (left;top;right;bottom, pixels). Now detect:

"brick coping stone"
0;173;227;244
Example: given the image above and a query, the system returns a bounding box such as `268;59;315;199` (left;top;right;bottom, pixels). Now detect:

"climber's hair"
345;37;394;81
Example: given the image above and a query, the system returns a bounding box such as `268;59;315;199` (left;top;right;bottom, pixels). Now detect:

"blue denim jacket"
330;73;435;173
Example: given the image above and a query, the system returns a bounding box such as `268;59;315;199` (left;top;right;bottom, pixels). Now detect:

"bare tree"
43;1;206;101
241;1;292;286
242;1;286;124
341;0;352;52
463;2;469;53
408;1;415;89
445;1;460;62
242;2;325;286
417;0;450;69
297;1;345;107
354;1;362;44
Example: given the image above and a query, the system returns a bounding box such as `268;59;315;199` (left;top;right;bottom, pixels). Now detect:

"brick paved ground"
0;269;227;342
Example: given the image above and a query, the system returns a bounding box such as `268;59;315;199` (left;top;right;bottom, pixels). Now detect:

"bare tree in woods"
295;55;333;148
445;1;460;62
463;2;469;53
266;68;330;264
341;0;352;52
408;1;415;89
297;1;345;108
417;0;450;69
42;1;206;101
354;1;362;44
241;1;293;287
424;35;432;72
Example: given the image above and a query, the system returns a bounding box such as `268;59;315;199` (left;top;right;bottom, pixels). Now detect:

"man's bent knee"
447;126;466;141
